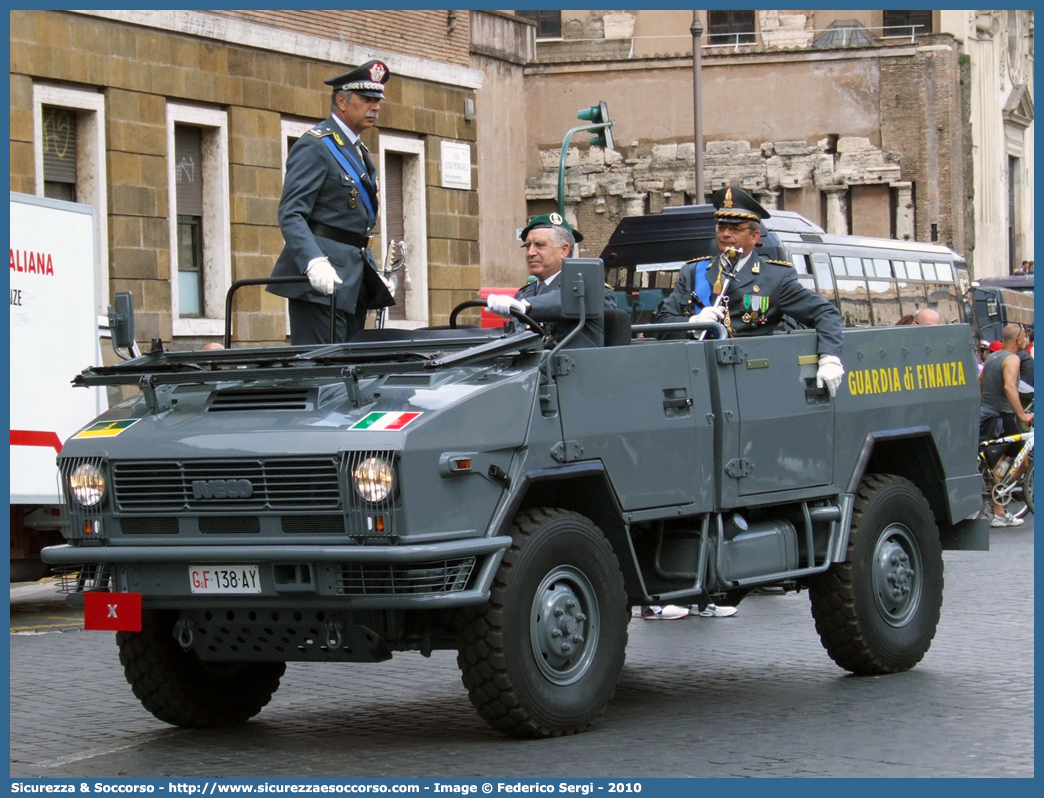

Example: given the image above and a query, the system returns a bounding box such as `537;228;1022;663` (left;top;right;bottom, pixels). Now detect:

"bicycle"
977;399;1034;522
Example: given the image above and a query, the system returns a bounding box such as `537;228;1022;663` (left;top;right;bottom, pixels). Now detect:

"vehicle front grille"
119;517;179;535
334;557;475;595
111;458;341;513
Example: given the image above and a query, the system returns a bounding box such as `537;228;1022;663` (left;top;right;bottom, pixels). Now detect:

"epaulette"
765;259;793;268
307;126;333;138
685;256;714;265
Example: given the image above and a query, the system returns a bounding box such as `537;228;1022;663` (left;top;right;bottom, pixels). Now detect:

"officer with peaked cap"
268;59;394;344
484;212;617;348
655;186;845;395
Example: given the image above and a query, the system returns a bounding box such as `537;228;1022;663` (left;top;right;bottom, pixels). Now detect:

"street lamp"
691;11;705;204
557;102;615;217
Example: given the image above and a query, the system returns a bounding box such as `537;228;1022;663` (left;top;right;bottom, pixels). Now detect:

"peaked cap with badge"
325;59;391;99
520;212;584;244
711;186;771;223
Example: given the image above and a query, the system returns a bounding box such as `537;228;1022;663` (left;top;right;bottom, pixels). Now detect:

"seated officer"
485;213;617;348
655;186;844;396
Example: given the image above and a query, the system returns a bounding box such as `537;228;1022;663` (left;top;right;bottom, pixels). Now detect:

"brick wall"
10;10;479;343
880;42;965;254
213;11;472;70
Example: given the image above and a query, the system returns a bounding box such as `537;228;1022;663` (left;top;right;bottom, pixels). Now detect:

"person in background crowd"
913;307;941;325
979;323;1034;527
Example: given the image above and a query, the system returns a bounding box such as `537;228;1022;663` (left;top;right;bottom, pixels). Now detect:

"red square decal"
84;592;142;632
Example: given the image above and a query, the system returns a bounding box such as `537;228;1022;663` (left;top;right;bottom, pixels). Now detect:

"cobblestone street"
10;523;1033;778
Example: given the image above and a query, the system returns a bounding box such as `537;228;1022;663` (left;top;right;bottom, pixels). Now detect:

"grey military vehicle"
44;262;986;738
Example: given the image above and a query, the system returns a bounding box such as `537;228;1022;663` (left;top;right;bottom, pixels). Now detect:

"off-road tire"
117;610;285;728
809;474;943;675
457;508;628;738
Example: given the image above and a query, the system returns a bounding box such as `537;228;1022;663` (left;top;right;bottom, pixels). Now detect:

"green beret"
520;212;584;243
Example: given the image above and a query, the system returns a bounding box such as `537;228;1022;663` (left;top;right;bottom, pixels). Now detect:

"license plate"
189;565;261;594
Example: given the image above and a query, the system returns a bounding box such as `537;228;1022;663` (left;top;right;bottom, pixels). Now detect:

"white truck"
9;192;105;581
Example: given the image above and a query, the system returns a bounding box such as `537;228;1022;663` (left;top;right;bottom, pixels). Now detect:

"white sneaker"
698;604;738;617
991;514;1025;527
641;604;689;620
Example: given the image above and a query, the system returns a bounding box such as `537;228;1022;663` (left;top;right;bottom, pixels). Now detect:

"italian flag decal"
350;411;422;431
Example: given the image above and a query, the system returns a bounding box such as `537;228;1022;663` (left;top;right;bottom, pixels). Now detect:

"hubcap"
872;523;923;627
530;566;599;686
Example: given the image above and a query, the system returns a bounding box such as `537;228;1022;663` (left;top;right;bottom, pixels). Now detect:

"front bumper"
42;536;512;610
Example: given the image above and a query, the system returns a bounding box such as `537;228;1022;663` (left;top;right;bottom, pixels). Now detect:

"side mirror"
559;258;606;322
108;291;136;359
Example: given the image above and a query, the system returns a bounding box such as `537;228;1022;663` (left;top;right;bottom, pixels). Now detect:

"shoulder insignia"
685;256;714;265
766;259;793;268
307;127;333;139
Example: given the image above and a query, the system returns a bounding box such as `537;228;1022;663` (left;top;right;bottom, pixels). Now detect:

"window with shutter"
175;125;205;317
383;153;406;321
42;106;78;202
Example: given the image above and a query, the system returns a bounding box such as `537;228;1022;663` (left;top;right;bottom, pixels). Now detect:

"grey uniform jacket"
515;277;618;348
654;252;843;357
267;116;393;314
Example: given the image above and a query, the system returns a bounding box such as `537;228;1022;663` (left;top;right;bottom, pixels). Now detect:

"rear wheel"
809;474;943;674
457;508;628;738
117;610;285;728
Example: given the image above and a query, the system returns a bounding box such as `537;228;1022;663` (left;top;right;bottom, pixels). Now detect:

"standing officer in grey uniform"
655;186;845;395
485;213;617;348
268;60;394;344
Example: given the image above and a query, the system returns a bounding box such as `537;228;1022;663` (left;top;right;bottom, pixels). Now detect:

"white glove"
305;257;342;296
487;294;529;318
689;305;724;324
379;274;395;293
816;354;844;397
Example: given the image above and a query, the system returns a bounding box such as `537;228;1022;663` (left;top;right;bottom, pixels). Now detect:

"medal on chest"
742;291;770;325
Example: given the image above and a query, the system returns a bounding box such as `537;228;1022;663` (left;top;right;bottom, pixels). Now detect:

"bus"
599;204;973;329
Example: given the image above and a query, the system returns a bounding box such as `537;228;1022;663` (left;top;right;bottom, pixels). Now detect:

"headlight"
69;463;106;507
352;457;394;503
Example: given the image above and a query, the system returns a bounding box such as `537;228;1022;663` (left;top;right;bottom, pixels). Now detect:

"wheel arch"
499;462;644;598
846;429;985;550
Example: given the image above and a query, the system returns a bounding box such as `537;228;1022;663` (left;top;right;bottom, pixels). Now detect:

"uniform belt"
309;222;372;249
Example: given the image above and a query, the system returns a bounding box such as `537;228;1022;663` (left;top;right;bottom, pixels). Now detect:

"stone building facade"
10;9;484;346
521;10;1033;279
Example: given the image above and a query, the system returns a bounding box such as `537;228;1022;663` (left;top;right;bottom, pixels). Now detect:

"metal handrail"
223;276;336;349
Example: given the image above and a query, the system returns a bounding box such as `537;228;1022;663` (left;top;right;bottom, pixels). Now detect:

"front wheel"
1016;459;1033;517
117;610;285;727
457;508;628;738
809;474;943;675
